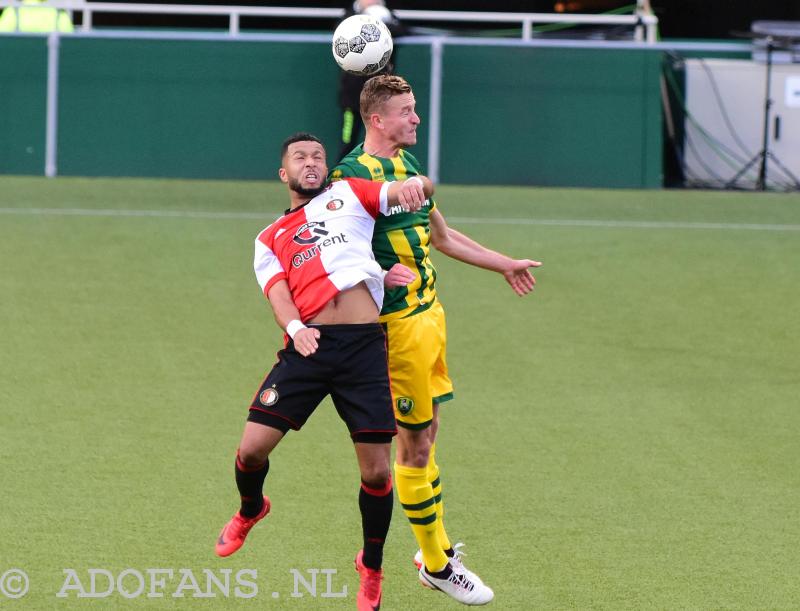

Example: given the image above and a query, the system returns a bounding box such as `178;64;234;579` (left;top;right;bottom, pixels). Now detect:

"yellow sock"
395;462;449;572
427;443;452;552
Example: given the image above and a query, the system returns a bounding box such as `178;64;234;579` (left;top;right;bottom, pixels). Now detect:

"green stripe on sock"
408;513;437;526
402;497;435;511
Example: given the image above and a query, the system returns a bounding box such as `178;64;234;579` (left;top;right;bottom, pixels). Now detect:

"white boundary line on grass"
448;217;800;232
0;207;266;220
1;207;800;232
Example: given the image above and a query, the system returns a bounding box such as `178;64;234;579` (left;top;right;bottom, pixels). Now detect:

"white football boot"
418;559;494;606
414;543;489;590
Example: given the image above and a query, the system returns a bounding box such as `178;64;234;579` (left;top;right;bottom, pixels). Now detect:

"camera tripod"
726;36;800;191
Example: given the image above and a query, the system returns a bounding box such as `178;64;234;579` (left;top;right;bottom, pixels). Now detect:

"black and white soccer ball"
332;14;393;76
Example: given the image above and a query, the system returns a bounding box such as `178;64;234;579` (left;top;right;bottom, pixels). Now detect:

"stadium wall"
0;36;662;188
0;37;48;175
441;46;662;188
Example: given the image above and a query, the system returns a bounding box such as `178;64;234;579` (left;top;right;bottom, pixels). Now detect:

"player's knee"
410;446;431;468
396;433;432;468
361;466;391;490
358;454;391;488
237;444;268;468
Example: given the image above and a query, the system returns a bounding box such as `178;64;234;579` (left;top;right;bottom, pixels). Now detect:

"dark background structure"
86;1;800;39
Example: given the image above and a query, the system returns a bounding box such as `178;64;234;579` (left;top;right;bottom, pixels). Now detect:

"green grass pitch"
1;176;799;609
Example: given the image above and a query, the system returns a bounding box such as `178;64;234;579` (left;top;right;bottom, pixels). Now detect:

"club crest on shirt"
396;397;414;415
259;387;279;407
326;199;344;211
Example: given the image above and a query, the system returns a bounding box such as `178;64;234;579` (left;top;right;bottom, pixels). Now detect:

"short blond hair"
359;74;412;124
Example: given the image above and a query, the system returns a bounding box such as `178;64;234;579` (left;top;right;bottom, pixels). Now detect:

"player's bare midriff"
308;282;378;325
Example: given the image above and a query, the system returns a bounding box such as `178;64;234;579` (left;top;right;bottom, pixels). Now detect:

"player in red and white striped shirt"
215;133;432;611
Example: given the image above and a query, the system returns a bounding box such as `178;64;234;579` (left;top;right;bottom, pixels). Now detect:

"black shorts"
248;323;397;443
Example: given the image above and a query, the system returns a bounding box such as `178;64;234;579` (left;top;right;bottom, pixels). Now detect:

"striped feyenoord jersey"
254;177;391;322
330;146;437;321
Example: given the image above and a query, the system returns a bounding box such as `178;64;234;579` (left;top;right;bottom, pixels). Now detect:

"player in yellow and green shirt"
330;75;542;605
331;145;439;325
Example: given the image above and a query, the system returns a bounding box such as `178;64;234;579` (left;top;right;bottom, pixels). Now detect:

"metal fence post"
428;37;443;184
46;31;60;177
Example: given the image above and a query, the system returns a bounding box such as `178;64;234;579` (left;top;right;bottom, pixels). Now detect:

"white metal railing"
395;10;658;42
0;2;671;179
0;1;659;42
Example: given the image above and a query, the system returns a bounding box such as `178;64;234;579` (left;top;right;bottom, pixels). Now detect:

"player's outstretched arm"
266;280;320;356
386;175;433;211
429;209;542;296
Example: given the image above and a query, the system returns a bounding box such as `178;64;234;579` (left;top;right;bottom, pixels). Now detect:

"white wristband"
286;319;306;339
405;176;424;188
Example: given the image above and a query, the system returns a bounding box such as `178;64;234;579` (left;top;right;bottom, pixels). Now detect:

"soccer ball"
332;14;393;76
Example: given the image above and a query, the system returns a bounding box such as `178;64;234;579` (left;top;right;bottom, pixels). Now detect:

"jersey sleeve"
345;177;391;218
254;234;286;298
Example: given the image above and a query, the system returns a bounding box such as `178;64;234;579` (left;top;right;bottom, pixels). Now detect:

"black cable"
698;57;754;158
663;57;756;169
683;130;732;185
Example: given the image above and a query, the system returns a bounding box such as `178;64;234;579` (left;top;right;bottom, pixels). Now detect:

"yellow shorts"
382;301;454;430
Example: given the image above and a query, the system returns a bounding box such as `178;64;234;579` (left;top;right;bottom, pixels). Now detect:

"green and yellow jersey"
330;145;437;322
